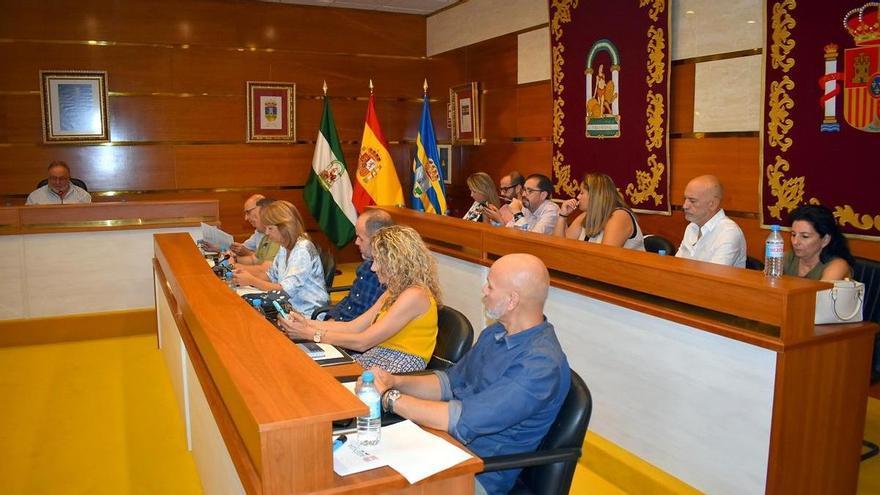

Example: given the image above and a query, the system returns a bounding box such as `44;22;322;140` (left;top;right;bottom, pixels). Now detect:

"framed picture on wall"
437;144;452;185
449;82;482;146
40;70;110;144
246;81;296;143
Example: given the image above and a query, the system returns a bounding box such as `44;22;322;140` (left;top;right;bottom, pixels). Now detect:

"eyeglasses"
499;185;517;192
243;206;258;215
524;187;544;194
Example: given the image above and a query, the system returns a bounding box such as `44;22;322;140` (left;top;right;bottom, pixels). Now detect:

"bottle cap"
252;299;262;307
658;249;667;256
362;371;374;383
771;224;780;232
225;271;233;279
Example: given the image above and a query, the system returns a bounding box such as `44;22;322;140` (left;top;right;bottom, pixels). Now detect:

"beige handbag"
814;280;864;325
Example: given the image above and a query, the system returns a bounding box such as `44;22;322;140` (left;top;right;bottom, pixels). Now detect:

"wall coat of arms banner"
549;0;671;214
762;1;880;238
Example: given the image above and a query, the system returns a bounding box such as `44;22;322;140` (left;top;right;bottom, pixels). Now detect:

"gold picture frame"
449;82;482;145
40;70;110;144
246;81;296;143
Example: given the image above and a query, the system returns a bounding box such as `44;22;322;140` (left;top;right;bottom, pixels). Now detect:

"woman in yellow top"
280;225;440;373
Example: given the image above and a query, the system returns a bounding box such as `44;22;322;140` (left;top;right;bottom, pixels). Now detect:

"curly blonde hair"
371;225;441;308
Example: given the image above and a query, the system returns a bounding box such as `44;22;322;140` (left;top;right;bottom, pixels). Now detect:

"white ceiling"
260;0;458;15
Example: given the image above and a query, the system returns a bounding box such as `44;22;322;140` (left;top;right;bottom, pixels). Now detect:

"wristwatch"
382;389;401;414
513;212;524;221
312;329;324;343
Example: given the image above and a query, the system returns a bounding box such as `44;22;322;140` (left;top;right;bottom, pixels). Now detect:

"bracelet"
559;214;569;218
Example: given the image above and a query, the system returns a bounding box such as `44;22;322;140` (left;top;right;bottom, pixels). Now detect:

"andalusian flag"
304;94;357;247
352;92;404;213
411;88;447;214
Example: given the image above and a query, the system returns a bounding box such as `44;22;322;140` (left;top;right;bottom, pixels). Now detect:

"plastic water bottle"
764;225;784;278
658;249;667;256
224;271;236;290
357;371;382;446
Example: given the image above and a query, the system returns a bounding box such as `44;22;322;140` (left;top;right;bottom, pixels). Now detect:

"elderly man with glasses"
26;161;92;205
505;173;559;235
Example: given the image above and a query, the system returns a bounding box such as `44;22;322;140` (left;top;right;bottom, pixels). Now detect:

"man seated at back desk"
366;253;570;495
26;161;92;205
324;209;393;321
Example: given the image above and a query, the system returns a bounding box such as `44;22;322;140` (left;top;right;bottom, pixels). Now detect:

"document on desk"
235;286;263;296
376;420;473;484
200;222;234;250
333;420;473;483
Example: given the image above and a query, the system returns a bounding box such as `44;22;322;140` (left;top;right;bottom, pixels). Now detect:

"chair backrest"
317;247;336;289
745;256;765;271
428;306;474;370
852;257;880;383
643;234;676;255
36;177;89;192
519;369;592;495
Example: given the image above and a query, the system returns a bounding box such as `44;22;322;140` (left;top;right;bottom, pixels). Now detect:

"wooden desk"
153;233;481;495
0;200;218;322
380;206;876;495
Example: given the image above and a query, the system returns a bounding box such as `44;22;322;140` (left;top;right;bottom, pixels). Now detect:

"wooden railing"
0;200;219;235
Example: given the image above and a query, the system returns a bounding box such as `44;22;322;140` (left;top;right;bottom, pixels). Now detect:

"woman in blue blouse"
233;200;328;317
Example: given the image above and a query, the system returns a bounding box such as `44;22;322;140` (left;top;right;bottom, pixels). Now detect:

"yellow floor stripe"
0;335;202;495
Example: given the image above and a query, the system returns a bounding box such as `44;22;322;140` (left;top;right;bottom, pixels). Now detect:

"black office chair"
316;246;337;289
745;256;765;271
428;306;474;370
481;369;592;495
853;257;880;461
643;234;676;255
36;177;89;191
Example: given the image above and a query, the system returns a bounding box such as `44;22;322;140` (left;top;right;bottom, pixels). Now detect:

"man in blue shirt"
326;209;393;321
369;253;570;495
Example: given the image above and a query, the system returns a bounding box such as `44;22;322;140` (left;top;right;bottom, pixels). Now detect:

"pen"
272;300;289;320
332;434;347;452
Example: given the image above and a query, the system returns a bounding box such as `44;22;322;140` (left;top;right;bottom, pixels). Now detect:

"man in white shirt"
506;174;560;235
26;161;92;205
675;175;747;267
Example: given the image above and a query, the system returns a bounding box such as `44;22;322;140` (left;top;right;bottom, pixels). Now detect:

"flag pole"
322;80;328;96
369;79;374;95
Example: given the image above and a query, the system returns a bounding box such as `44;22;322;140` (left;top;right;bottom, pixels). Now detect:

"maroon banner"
762;1;880;238
549;0;671;214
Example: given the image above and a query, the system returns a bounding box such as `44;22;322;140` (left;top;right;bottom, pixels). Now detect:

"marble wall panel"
546;286;774;495
427;0;548;56
17;227;199;319
693;55;763;132
433;252;489;337
517;27;551;84
672;0;763;60
0;236;26;319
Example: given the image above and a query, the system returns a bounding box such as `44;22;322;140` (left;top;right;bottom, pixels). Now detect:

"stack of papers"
333;420;473;484
200;222;234;251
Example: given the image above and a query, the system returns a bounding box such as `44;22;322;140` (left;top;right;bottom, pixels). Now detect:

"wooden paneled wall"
0;0;430;261
428;30;880;261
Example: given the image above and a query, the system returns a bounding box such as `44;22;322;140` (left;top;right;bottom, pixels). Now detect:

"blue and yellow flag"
411;91;447;215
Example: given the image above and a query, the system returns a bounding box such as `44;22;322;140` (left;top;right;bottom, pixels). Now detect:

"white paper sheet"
200;222;234;251
375;420;473;484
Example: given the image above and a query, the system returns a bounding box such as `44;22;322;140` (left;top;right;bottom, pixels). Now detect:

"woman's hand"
559;198;578;217
277;311;312;340
482;204;503;224
232;268;255;287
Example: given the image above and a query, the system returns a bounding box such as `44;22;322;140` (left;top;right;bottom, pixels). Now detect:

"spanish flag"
411;89;447;215
352;93;404;213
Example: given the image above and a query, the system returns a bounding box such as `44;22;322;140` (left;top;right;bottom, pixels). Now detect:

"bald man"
675;175;747;267
366;254;570;495
232;196;280;273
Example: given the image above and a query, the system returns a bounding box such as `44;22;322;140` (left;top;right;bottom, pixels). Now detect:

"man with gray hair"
26;161;91;205
325;208;394;321
675;175;746;267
